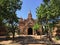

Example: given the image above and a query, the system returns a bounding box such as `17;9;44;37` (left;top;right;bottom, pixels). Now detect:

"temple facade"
19;11;36;35
19;11;60;36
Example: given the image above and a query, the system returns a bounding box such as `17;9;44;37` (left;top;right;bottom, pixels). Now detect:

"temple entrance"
28;28;33;35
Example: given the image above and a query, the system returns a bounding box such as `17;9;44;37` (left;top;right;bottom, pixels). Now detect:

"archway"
28;27;33;35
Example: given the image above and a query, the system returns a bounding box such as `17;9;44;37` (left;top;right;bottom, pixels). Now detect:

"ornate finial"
28;10;32;16
28;10;32;19
28;10;31;14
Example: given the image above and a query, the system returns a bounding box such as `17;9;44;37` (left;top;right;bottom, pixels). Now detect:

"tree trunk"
12;24;15;40
12;32;15;40
48;28;53;41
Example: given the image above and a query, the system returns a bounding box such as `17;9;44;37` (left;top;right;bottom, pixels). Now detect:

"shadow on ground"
0;44;5;45
9;36;47;45
0;35;59;45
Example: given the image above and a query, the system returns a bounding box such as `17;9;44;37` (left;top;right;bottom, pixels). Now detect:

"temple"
19;11;36;35
19;11;60;36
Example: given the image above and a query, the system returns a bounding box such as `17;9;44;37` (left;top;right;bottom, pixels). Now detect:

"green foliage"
0;16;4;23
55;36;60;40
36;0;60;34
0;0;22;39
36;0;60;23
0;0;22;20
43;0;50;5
36;0;60;41
0;0;22;26
33;23;40;30
48;23;54;28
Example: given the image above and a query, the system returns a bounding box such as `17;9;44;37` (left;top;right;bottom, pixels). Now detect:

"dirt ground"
0;35;60;45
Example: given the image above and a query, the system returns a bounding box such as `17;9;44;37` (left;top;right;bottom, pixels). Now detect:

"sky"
16;0;43;19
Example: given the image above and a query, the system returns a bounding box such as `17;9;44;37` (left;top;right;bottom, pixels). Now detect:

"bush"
55;36;60;40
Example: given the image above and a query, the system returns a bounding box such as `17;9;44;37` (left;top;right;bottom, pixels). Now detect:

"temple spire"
28;10;32;19
28;10;31;14
28;10;32;16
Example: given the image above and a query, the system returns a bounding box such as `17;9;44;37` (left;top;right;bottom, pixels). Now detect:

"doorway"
28;28;33;35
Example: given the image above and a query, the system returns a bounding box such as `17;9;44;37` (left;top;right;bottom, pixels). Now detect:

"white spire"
28;10;31;14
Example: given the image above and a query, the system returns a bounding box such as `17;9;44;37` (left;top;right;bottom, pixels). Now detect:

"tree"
33;23;40;35
0;0;22;20
36;0;60;41
4;14;19;39
0;0;22;40
36;0;60;23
